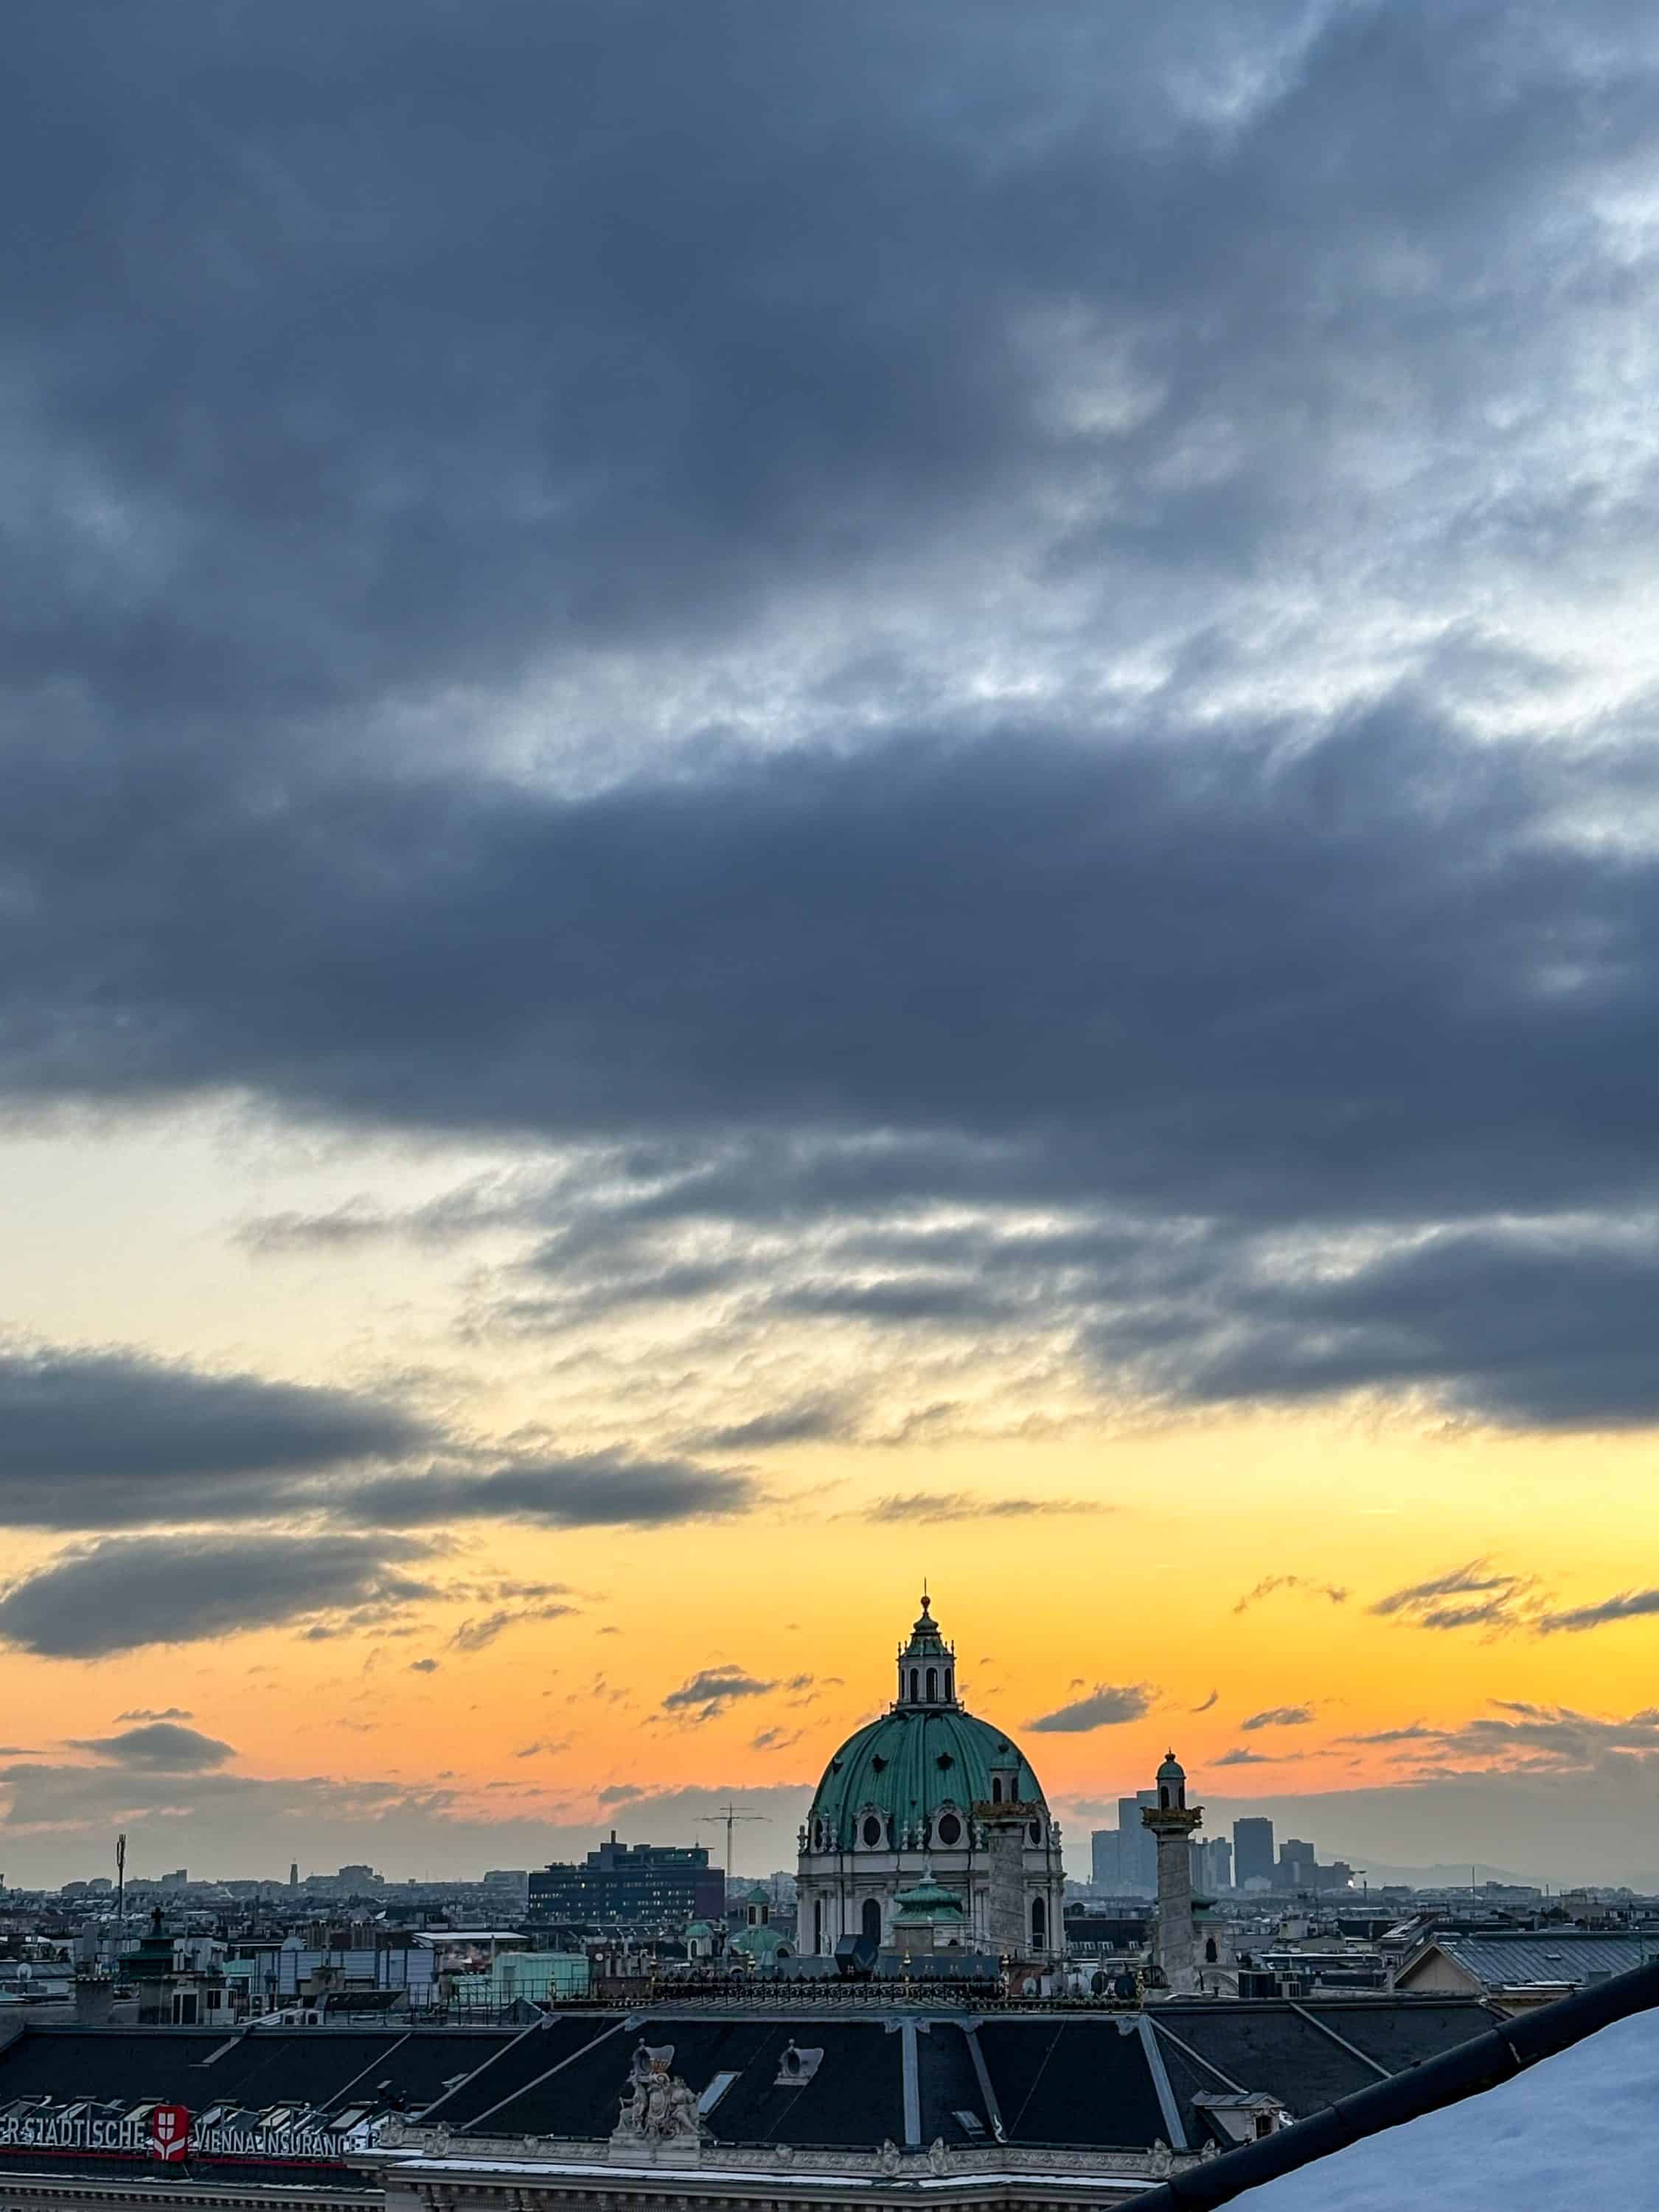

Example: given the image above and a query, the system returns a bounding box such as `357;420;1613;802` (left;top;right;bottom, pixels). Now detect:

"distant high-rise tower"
1091;1829;1121;1888
1233;1815;1275;1891
288;1861;299;1889
1143;1750;1203;1993
1117;1790;1159;1892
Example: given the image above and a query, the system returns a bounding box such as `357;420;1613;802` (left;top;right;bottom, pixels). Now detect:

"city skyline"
6;2;1659;1891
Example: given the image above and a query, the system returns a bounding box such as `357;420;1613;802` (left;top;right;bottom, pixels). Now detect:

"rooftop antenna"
116;1832;126;1922
695;1802;764;1888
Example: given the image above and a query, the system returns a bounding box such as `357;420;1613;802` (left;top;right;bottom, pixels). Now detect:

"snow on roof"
1242;2004;1659;2210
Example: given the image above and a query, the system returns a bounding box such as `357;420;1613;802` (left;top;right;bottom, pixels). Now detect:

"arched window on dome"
1031;1894;1046;1947
945;1668;953;1700
862;1897;882;1945
1159;1784;1171;1810
925;1666;938;1701
991;1777;1004;1804
909;1668;919;1702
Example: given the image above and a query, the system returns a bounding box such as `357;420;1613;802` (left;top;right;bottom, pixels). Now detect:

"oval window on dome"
1028;1820;1043;1845
862;1815;883;1848
936;1812;961;1846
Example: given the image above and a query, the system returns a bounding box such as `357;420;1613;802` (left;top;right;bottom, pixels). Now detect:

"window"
936;1812;961;1846
863;1815;883;1847
910;1669;919;1700
699;2073;740;2116
1028;1820;1042;1845
926;1666;938;1700
945;1669;953;1700
813;1898;825;1952
1031;1895;1047;1946
991;1778;1003;1804
862;1897;882;1944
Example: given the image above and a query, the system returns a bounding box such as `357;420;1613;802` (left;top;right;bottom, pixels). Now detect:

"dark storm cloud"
863;1493;1106;1523
338;1454;754;1529
15;711;1659;1433
1234;1576;1350;1614
662;1666;777;1721
1165;1229;1659;1428
7;1;1659;1433
0;1534;437;1658
7;715;1649;1209
0;1343;432;1528
448;1601;577;1654
68;1722;234;1770
1366;1702;1659;1776
1538;1587;1659;1635
1370;1562;1542;1635
1026;1683;1155;1733
689;1401;859;1452
5;0;1655;729
1339;1725;1440;1747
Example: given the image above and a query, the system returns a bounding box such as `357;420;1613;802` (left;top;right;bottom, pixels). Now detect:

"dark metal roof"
1408;1931;1655;1988
0;1997;1497;2168
0;2025;518;2118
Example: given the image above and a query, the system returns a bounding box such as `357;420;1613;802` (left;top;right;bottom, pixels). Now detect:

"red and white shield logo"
150;2106;190;2161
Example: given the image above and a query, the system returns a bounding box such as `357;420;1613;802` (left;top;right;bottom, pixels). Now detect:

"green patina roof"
730;1921;791;1958
892;1871;965;1924
808;1704;1047;1845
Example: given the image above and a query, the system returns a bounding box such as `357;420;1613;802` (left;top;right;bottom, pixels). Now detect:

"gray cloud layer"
0;1534;437;1658
67;1722;234;1770
9;0;1659;1452
1026;1683;1156;1733
0;1345;430;1527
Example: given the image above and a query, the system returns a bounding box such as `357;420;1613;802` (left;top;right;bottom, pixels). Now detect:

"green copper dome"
807;1704;1048;1848
806;1596;1048;1850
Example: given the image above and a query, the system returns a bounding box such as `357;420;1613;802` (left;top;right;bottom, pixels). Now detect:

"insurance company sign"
0;2108;363;2161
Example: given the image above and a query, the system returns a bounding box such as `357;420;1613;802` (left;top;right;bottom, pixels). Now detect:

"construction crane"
696;1803;764;1893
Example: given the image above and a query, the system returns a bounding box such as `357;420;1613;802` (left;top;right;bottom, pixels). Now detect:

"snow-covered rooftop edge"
1131;1955;1659;2212
1244;2006;1659;2211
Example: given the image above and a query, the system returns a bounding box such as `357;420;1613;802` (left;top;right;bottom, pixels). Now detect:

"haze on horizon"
4;0;1659;1891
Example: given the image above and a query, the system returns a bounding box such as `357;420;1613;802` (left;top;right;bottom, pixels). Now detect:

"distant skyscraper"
1280;1838;1318;1890
1233;1816;1275;1889
1091;1829;1121;1888
1117;1791;1159;1893
1190;1836;1232;1892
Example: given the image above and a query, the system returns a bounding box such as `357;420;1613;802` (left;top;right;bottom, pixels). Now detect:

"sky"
4;0;1659;1890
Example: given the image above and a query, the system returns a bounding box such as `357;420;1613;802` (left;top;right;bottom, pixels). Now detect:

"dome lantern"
895;1589;959;1710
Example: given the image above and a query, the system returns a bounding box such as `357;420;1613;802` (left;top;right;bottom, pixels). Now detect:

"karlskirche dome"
806;1601;1047;1853
795;1593;1064;1959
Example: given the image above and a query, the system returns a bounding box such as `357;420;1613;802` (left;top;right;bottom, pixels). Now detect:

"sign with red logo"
149;2107;190;2162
